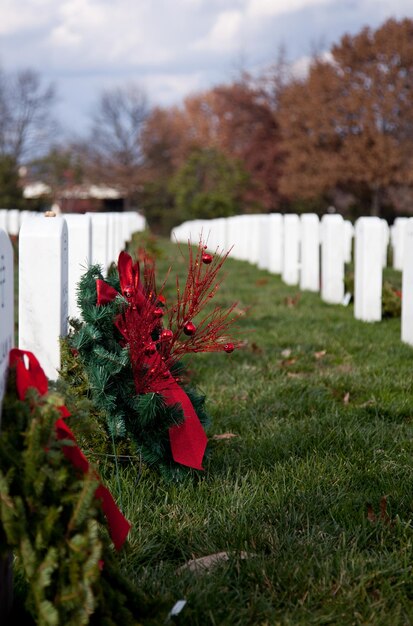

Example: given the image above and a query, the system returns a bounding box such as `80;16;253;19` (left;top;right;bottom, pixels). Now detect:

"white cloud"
141;72;205;105
2;0;413;134
46;0;173;66
193;9;243;52
0;0;56;35
246;0;332;19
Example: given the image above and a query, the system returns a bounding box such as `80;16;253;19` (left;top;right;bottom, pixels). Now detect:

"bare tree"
88;83;149;206
0;68;56;163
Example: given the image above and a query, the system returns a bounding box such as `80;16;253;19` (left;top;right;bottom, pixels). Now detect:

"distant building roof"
22;182;123;201
60;184;123;200
23;181;52;198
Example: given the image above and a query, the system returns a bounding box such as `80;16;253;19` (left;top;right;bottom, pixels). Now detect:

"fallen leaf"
251;342;263;354
284;294;301;308
367;504;376;523
379;495;392;525
212;433;238;440
281;358;297;367
343;392;350;405
281;348;292;358
255;278;268;286
287;372;303;379
314;350;327;359
367;496;394;526
177;551;250;574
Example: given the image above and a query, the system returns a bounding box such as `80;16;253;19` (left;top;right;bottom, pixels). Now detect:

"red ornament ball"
183;321;196;336
123;285;133;298
202;252;213;264
144;342;157;356
161;329;173;341
224;343;234;353
153;307;164;318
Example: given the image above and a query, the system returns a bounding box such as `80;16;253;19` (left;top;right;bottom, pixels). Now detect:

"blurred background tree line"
1;17;413;234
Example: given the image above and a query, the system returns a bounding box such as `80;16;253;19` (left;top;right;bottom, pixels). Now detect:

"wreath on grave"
344;269;402;318
60;239;242;481
0;349;156;625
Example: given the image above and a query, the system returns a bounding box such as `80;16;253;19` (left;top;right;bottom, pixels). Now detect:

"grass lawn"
101;234;413;625
19;232;413;625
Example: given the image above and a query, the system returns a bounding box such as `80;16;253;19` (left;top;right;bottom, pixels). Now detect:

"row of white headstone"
171;213;413;345
0;210;146;410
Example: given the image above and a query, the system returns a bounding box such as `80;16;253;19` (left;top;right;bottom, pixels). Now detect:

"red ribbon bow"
96;252;208;471
9;348;131;551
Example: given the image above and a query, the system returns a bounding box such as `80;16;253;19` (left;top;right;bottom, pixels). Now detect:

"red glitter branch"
162;239;243;363
108;240;242;394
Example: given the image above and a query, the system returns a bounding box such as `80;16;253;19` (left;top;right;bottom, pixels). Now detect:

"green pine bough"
0;369;152;625
61;263;211;481
61;241;241;481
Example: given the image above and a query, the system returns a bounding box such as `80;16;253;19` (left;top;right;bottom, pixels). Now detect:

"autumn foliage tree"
141;78;283;233
278;18;413;217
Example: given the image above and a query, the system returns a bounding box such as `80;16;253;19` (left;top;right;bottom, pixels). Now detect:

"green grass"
94;235;413;625
24;232;413;625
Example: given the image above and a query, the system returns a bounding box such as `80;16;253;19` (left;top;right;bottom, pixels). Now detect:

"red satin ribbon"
118;250;136;294
9;348;131;551
96;255;208;471
152;370;207;470
96;279;119;305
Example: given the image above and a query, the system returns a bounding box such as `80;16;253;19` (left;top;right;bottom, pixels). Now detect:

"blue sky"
1;0;413;137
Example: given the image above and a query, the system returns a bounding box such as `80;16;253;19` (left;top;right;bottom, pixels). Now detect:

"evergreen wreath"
62;240;242;480
0;349;154;625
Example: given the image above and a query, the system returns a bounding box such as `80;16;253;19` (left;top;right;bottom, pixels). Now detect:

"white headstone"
130;211;146;235
321;214;345;304
172;219;206;245
392;217;409;271
7;209;20;237
343;220;354;264
354;217;383;322
19;215;68;381
114;213;125;259
226;216;243;259
0;210;7;233
0;229;14;423
231;215;251;261
300;213;320;292
208;217;228;252
381;219;390;268
107;213;118;265
401;218;413;345
64;214;92;319
88;212;109;272
124;211;141;244
257;215;272;270
267;213;283;275
282;214;300;286
249;215;265;265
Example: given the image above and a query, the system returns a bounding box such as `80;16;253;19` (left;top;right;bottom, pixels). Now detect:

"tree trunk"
371;185;381;217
